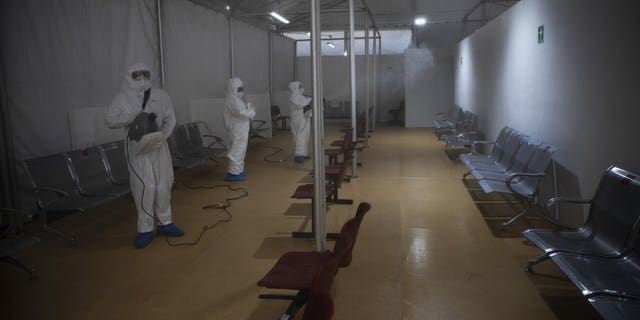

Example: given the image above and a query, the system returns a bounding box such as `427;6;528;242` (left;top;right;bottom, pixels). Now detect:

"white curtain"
271;34;295;93
163;0;230;123
0;0;158;159
233;20;269;94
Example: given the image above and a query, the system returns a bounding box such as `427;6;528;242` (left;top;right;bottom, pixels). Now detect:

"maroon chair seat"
258;202;370;290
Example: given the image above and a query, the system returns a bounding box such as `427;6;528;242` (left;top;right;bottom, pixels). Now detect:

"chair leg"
42;214;77;246
1;255;37;279
501;206;529;230
526;253;551;273
462;171;471;180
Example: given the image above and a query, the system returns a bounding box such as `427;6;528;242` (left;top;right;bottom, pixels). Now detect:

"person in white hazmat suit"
224;77;255;181
106;62;184;249
288;81;312;163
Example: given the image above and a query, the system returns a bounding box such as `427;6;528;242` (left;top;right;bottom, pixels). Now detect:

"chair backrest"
588;166;640;255
511;143;558;197
336;202;371;267
303;292;334;320
510;138;541;173
185;122;204;148
66;147;110;192
271;105;281;117
488;127;514;162
170;125;191;155
317;233;353;294
23;153;77;208
463;113;478;132
99;140;128;183
497;132;525;169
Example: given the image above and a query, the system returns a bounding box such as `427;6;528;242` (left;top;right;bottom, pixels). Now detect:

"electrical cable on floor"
166;182;249;247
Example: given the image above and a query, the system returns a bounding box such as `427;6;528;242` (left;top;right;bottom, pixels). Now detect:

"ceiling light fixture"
225;4;230;11
414;16;427;26
270;11;290;24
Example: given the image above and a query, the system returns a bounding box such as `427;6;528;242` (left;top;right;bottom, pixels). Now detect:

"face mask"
129;79;151;91
237;91;244;98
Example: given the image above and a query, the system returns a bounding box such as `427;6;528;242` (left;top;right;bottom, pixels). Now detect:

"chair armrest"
545;197;591;217
34;187;69;198
202;134;222;143
470;140;495;155
252;120;267;130
505;172;546;197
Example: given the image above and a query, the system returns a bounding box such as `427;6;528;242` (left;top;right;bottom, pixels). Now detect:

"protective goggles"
131;70;151;80
237;87;244;92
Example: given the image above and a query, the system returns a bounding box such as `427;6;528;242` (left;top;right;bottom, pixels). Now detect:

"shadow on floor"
443;148;469;161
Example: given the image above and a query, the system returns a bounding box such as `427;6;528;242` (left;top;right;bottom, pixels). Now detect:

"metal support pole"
364;15;370;147
372;29;377;131
293;40;297;80
229;15;235;77
348;0;358;177
155;0;166;88
310;0;326;252
268;33;273;117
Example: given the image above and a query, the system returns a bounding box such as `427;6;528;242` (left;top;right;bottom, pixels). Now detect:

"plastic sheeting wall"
454;0;640;224
164;0;230;122
0;0;158;159
1;0;295;160
272;34;295;94
233;21;269;94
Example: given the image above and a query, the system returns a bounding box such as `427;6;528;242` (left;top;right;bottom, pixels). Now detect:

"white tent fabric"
272;34;295;93
233;21;269;94
1;0;295;160
68;107;122;150
163;0;230;123
0;0;158;159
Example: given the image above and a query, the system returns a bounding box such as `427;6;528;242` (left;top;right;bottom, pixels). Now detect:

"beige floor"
2;123;600;319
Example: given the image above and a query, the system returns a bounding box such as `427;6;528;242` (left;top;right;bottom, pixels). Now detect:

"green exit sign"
538;25;544;43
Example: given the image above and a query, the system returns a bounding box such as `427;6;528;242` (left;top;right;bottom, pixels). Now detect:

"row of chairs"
436;108;479;148
523;166;640;319
20;122;223;245
459;126;558;230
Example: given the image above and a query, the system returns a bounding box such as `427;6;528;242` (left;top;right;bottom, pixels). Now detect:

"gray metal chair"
167;125;207;169
523;166;640;272
589;296;640;320
459;126;514;166
462;132;526;178
1;208;39;279
441;114;480;148
434;105;463;129
470;137;541;182
66;148;131;197
249;120;269;142
98;140;129;186
475;143;559;229
23;153;114;244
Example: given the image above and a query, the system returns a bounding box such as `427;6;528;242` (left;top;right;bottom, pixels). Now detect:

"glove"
148;112;157;121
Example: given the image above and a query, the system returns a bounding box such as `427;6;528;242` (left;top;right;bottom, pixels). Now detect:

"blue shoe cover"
225;172;246;181
157;223;185;237
238;171;247;178
134;232;154;248
294;156;306;163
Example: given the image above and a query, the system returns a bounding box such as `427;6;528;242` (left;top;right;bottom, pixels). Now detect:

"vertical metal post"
268;32;273;110
348;0;358;177
155;0;166;88
293;40;298;80
229;15;235;77
364;15;370;147
372;31;377;131
310;0;326;252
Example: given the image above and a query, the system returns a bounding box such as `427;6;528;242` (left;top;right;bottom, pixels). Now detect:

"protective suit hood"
289;81;301;95
228;77;244;97
125;62;152;92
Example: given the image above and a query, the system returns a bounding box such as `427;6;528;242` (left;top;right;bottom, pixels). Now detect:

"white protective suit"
105;63;177;233
288;81;312;157
224;78;256;175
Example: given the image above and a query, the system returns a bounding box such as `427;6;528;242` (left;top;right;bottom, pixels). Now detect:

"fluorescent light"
414;17;427;26
225;5;230;11
270;11;290;24
343;51;348;56
327;42;336;48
